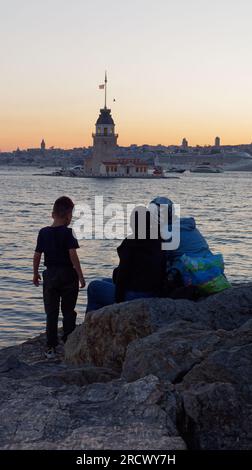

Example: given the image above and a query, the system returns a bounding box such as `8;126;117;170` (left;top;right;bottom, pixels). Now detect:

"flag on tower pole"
105;71;107;108
98;72;107;108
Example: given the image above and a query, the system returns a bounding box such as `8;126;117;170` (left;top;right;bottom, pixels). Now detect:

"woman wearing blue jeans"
86;277;156;312
86;206;166;312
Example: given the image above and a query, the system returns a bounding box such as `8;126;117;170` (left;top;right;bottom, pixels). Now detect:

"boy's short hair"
53;196;74;217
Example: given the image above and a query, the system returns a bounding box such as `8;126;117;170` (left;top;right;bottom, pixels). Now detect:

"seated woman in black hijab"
86;206;166;312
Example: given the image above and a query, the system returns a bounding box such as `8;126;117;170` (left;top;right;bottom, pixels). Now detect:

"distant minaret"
41;139;46;152
215;136;220;147
182;138;188;149
88;72;118;175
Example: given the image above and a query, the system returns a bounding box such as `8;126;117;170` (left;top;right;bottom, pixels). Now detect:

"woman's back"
116;237;166;294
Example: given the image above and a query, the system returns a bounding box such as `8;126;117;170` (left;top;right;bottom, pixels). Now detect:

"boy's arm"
69;249;86;288
33;252;42;286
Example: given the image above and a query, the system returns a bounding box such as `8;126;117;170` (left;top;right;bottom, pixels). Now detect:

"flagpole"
105;71;107;109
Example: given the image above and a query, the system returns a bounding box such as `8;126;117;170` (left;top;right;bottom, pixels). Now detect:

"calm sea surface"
0;167;251;348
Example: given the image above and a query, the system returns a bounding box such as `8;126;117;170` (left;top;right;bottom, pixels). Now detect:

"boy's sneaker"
44;347;56;359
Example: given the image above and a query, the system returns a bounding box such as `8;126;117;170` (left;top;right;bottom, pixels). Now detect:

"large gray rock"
180;382;252;450
63;284;252;450
175;327;252;449
122;319;252;383
65;301;154;369
122;321;223;383
0;283;252;450
182;341;252;387
65;285;252;369
0;371;185;450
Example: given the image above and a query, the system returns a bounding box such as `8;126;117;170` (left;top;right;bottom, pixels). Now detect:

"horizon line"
1;141;252;153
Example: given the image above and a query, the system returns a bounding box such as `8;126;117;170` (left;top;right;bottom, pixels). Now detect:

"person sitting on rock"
86;206;166;312
149;196;213;299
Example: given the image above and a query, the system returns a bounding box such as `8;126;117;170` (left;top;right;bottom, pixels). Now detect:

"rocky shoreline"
0;283;252;450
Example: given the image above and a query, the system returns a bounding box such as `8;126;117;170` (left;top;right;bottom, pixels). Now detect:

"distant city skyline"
4;136;252;153
1;0;252;151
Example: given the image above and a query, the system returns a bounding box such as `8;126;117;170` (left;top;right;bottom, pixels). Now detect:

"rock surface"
65;284;252;369
0;284;252;450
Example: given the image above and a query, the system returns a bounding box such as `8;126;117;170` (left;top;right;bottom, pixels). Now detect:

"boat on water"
152;165;164;176
165;167;186;174
190;162;224;173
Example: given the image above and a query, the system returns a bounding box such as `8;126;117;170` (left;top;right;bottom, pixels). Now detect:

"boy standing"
33;196;85;358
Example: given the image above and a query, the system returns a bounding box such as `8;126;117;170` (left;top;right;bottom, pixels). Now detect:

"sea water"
0;167;251;347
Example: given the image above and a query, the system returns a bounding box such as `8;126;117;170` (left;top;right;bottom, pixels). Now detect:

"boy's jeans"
43;267;79;347
86;278;157;312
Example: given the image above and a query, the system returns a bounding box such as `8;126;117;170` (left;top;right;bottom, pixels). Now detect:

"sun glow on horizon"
1;0;252;152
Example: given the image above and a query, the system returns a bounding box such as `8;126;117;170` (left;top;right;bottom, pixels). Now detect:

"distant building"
84;107;118;175
215;136;221;147
182;138;188;149
84;73;120;175
41;139;46;151
84;74;164;177
100;158;148;177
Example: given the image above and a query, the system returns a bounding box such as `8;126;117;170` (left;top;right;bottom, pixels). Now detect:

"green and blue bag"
180;253;231;295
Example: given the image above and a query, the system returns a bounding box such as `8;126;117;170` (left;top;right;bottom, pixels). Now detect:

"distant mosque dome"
96;108;115;126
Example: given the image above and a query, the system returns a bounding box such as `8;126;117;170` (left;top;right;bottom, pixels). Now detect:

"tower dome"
95;107;115;137
96;108;115;126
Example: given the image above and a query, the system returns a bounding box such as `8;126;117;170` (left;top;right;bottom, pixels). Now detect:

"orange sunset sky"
1;0;252;151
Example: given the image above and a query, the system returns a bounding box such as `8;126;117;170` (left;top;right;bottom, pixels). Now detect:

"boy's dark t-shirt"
35;226;79;268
